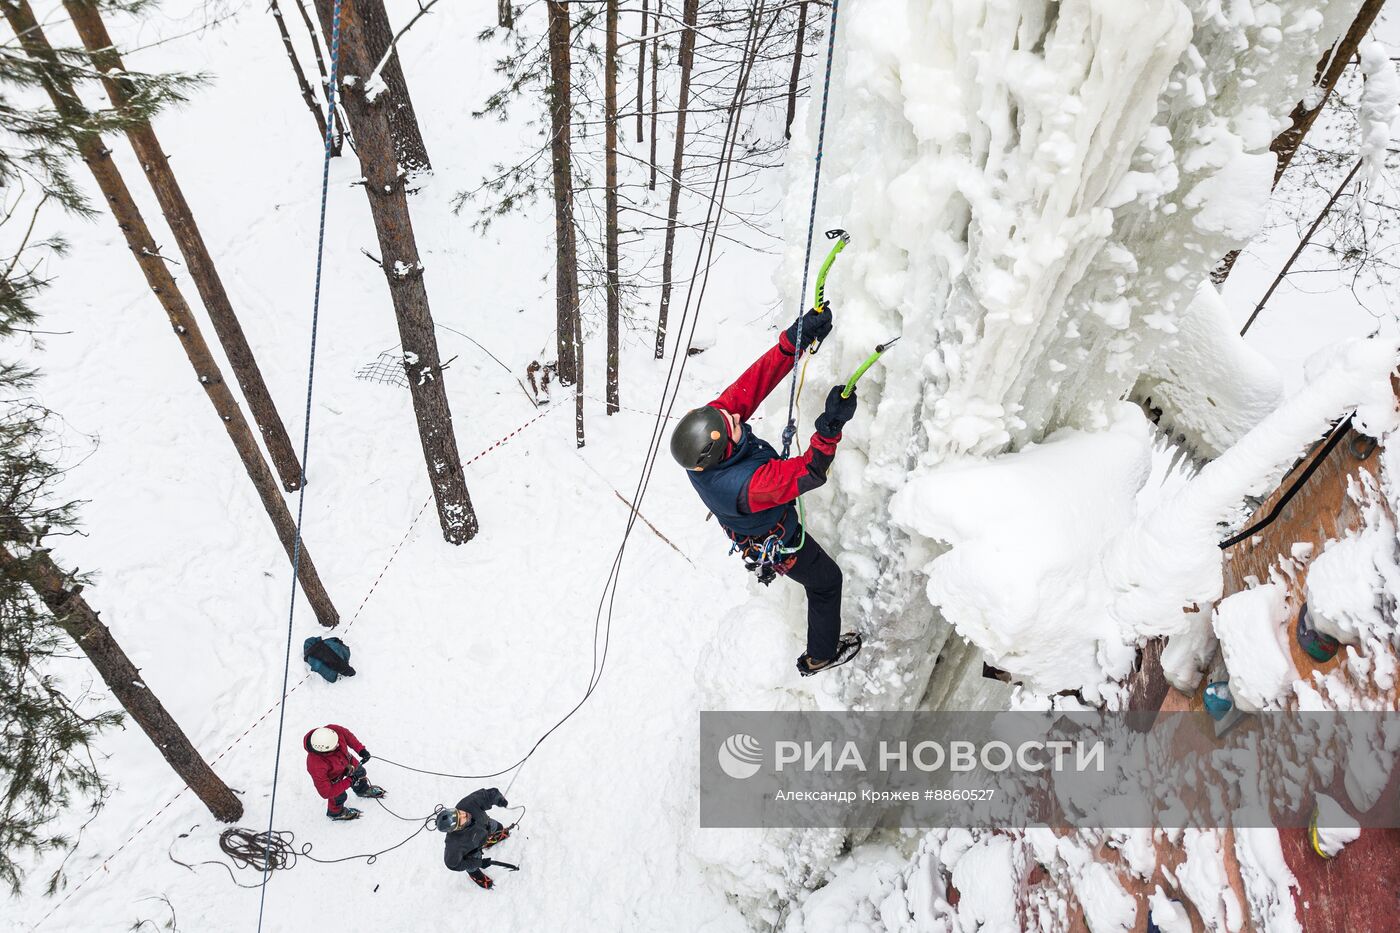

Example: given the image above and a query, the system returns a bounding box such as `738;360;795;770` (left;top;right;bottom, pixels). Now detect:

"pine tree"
604;0;620;414
311;0;479;540
654;0;700;359
2;0;341;623
66;0;308;494
0;11;239;890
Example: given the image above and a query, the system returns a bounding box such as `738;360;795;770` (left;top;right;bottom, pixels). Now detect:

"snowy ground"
7;1;808;928
7;0;1399;930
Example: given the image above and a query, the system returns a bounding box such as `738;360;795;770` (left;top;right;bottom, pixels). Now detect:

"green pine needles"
0;0;194;894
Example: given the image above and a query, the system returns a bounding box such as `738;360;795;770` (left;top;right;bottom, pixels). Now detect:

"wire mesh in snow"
355;351;409;388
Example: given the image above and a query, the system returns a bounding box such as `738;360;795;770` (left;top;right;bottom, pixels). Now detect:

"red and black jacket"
686;333;842;541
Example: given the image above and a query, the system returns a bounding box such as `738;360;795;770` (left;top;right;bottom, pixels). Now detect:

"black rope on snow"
1216;414;1356;550
167;822;434;890
188;7;759;902
169;802;529;888
353;4;777;796
258;0;343;928
781;0;842;459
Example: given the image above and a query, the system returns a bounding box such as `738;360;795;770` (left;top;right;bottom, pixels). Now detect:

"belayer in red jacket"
671;305;862;676
304;723;386;821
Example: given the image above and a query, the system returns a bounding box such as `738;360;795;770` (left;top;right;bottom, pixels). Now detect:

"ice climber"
671;305;863;676
435;787;514;890
304;723;385;821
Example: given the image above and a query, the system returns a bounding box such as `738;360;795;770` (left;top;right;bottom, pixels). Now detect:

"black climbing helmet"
671;407;730;471
436;809;458;833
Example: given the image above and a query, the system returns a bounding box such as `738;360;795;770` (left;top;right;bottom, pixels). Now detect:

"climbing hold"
1202;681;1233;721
1295;603;1340;662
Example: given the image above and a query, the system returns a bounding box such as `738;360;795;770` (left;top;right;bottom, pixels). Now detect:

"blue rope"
256;0;342;927
781;0;841;459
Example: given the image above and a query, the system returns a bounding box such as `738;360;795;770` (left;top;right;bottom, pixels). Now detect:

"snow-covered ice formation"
776;0;1362;716
701;0;1392;924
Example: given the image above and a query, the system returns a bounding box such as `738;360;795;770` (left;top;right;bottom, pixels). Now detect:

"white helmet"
309;726;339;753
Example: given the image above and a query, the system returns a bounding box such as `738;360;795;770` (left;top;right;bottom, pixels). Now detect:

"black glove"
480;858;494;868
783;303;833;352
357;748;371;762
814;385;857;438
497;796;508;809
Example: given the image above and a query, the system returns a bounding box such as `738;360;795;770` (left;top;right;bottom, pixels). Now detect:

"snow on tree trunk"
66;0;309;494
356;0;432;183
2;0;341;626
313;0;478;544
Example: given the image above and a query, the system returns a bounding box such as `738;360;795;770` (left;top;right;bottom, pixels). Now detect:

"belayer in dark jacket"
671;306;862;676
435;787;514;889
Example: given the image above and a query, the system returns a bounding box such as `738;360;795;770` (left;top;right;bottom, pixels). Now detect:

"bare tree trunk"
1213;0;1385;285
648;1;659;190
313;0;477;544
498;0;513;29
1240;159;1362;336
356;0;432;182
295;0;345;155
605;0;620;415
0;533;242;821
547;0;581;393
636;0;647;142
269;0;330;147
654;0;699;360
575;337;585;448
1;0;340;625
66;0;306;494
784;1;808;140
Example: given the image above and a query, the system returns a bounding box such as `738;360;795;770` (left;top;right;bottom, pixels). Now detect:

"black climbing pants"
784;532;842;661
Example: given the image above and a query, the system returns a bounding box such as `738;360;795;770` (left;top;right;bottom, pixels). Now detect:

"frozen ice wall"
773;0;1359;711
702;0;1369;919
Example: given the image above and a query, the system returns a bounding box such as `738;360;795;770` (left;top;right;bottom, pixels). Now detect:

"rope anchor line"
782;0;844;461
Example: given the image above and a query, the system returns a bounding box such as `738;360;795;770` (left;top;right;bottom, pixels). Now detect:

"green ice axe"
804;229;849;353
842;337;900;399
812;228;850;313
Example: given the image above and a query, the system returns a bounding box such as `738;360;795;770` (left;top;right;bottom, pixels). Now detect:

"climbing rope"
354;2;776;791
258;0;342;928
169;817;434;889
169;787;531;888
49;7;767;920
781;0;843;459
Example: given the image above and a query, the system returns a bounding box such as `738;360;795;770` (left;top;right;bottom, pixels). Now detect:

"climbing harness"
728;509;801;585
